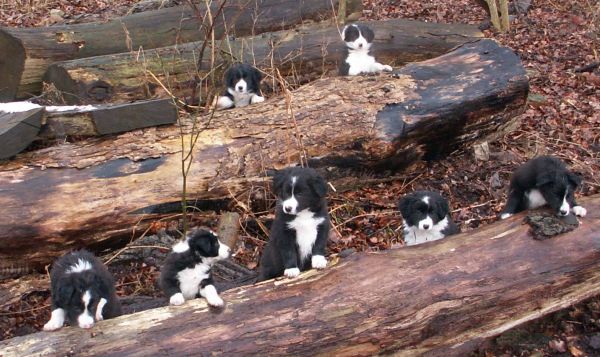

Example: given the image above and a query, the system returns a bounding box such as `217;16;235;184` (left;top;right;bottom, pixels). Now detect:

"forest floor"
1;0;599;355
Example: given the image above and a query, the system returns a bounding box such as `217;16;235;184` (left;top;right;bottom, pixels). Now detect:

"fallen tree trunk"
0;0;362;101
0;39;528;274
0;107;44;159
1;195;598;356
43;19;482;104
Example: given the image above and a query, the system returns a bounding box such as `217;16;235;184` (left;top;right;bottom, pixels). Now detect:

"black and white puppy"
257;167;330;281
216;63;265;110
160;229;231;307
339;23;393;76
500;155;587;219
399;191;460;246
43;250;121;331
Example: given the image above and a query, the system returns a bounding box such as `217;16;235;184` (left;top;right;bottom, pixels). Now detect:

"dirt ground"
1;0;599;355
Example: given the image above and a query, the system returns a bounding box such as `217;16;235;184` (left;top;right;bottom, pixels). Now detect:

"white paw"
216;96;234;110
206;294;224;307
284;268;300;278
311;255;327;269
251;95;265;104
43;319;63;331
169;293;185;306
573;206;587;217
500;213;513;220
382;64;393;72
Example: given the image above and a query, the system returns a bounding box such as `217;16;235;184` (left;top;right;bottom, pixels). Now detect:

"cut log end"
0;29;25;101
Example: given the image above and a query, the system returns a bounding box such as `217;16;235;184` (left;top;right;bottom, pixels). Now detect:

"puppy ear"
272;170;286;197
309;175;328;198
188;232;212;255
398;196;410;215
359;25;375;43
535;172;553;187
341;25;350;41
567;171;582;187
252;66;262;83
438;196;450;215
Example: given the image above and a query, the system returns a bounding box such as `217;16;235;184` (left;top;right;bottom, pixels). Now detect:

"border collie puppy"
216;63;264;110
339;23;393;76
160;228;231;307
257;167;330;281
500;156;587;219
399;191;460;246
43;250;121;331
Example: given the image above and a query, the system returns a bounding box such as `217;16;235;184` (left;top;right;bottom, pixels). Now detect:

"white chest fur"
177;262;210;299
403;217;449;246
526;189;547;209
345;50;377;76
227;88;253;107
287;209;325;261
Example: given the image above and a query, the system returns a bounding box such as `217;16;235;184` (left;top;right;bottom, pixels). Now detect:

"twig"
104;245;170;266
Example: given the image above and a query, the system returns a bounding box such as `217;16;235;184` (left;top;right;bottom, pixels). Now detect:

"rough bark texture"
1;195;598;356
42;19;482;104
0;0;362;101
0;39;528;274
39;99;177;139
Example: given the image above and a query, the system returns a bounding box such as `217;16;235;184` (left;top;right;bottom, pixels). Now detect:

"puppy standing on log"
339;23;393;76
216;63;265;110
43;250;121;331
160;229;231;307
399;191;460;246
500;155;587;219
258;167;330;281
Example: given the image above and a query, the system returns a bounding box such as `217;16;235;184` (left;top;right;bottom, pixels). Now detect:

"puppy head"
273;167;327;215
224;63;262;94
536;170;581;216
342;24;374;51
58;272;105;329
399;191;449;230
187;229;230;260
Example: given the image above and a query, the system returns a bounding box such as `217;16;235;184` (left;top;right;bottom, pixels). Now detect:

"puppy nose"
358;43;363;48
423;224;430;230
284;205;292;213
560;209;568;215
237;86;243;91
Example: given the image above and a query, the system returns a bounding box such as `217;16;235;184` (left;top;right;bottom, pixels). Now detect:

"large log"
43;19;483;104
1;195;598;356
0;39;528;275
0;0;362;101
0;107;44;159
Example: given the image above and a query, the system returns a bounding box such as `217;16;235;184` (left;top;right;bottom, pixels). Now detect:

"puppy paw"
216;96;234;110
573;206;587;217
251;95;265;104
382;64;393;72
284;267;300;278
500;213;513;220
311;255;327;269
43;320;63;331
206;294;224;308
169;293;185;306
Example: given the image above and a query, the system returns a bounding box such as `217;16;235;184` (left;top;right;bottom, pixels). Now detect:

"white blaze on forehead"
282;176;299;214
67;259;92;273
77;290;94;328
234;78;247;92
560;192;570;214
422;196;430;205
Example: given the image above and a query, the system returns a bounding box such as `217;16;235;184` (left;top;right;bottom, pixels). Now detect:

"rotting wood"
0;39;528;274
0;107;44;160
1;195;598;356
0;0;362;100
42;19;483;104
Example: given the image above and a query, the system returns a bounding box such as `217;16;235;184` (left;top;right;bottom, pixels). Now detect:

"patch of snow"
0;102;42;113
46;105;96;112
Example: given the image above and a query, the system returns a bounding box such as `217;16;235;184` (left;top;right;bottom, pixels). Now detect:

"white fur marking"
559;193;570;215
169;293;185;306
176;262;211;300
77;290;94;329
287;209;326;262
218;241;231;259
284;267;300;278
526;189;547;209
500;213;513;220
172;239;190;253
311;255;327;269
227;87;253;108
67;259;92;274
95;298;107;321
404;217;449;246
250;94;265;104
200;284;223;307
282;176;299;215
418;216;434;230
43;308;65;331
216;95;234;109
573;206;587;217
422;196;430;204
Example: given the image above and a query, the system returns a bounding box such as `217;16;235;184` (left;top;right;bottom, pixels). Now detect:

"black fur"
221;63;263;104
48;250;121;327
257;167;330;281
159;229;222;299
501;155;583;217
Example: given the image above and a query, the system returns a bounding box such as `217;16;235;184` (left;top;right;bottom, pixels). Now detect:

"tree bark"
42;19;483;105
0;39;528;275
1;195;598;356
0;0;362;101
0;107;43;159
